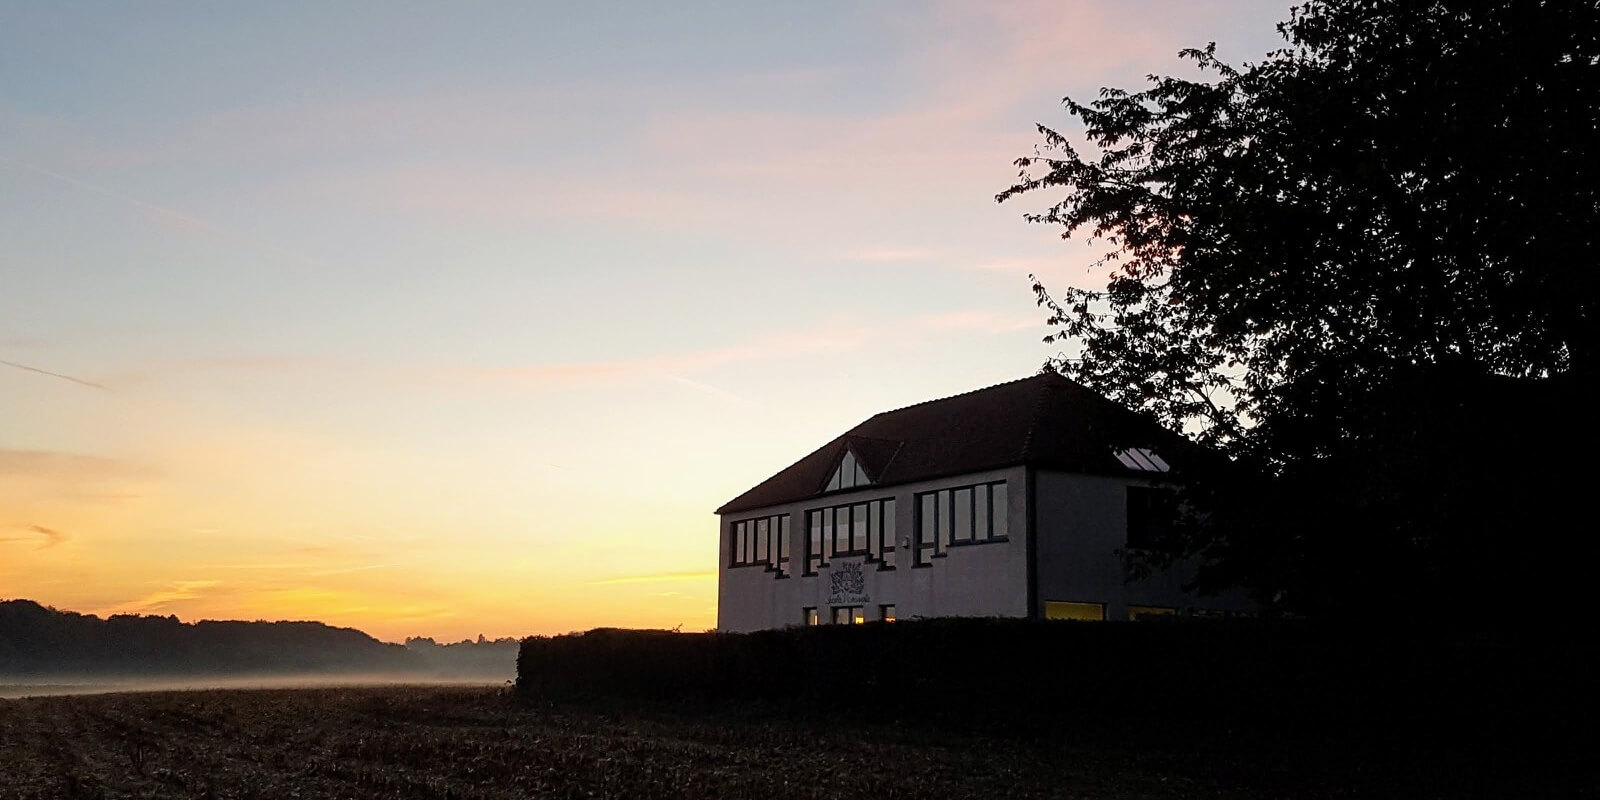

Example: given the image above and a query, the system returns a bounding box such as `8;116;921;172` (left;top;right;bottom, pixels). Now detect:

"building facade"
716;373;1253;631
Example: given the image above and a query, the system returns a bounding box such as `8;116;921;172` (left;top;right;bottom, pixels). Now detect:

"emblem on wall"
827;561;870;605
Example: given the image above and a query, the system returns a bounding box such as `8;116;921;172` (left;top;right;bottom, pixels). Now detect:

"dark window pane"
937;491;951;546
870;499;883;556
1127;486;1175;548
756;518;769;562
975;487;989;540
883;499;896;548
992;483;1009;538
919;494;936;544
953;488;973;542
735;522;746;564
851;503;868;551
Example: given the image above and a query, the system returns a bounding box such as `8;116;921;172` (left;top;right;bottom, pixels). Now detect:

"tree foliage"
1001;1;1598;617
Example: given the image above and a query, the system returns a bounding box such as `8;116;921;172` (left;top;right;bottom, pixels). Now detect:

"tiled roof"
716;372;1202;515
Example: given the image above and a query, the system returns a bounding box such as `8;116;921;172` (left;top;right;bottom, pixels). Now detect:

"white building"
715;372;1253;631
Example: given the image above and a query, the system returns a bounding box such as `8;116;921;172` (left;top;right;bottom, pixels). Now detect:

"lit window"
1114;447;1171;473
1128;605;1176;621
831;606;865;625
879;604;896;622
803;607;819;626
1044;601;1105;621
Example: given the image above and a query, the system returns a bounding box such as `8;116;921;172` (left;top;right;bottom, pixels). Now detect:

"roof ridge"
1019;372;1055;463
861;374;1047;421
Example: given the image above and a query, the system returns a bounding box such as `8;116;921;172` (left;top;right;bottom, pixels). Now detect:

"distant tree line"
0;599;516;678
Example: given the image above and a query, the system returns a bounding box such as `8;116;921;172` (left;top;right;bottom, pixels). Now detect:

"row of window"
803;602;1221;624
729;514;791;576
805;498;897;574
1046;601;1231;621
733;482;1177;579
733;482;1015;577
914;481;1008;566
803;604;895;625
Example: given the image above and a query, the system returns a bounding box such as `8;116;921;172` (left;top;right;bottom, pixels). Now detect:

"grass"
1;684;1588;799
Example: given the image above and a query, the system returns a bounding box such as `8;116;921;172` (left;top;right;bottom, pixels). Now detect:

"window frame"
727;513;792;573
805;498;896;565
1126;485;1177;550
913;480;1009;567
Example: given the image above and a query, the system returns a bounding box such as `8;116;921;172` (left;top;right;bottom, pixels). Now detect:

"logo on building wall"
827;561;870;605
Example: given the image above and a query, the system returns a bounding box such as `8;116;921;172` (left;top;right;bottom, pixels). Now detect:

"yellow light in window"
1044;601;1105;621
852;611;865;624
1128;605;1177;621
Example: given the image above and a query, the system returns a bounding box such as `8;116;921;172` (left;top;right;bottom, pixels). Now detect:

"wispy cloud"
0;524;68;549
842;246;943;263
98;580;224;616
0;358;107;390
0;155;326;267
588;569;716;586
0;449;138;478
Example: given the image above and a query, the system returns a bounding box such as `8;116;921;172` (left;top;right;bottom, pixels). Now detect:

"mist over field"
0;672;507;700
0;599;520;697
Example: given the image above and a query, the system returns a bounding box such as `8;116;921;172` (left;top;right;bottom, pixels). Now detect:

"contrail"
0;155;321;266
0;359;108;390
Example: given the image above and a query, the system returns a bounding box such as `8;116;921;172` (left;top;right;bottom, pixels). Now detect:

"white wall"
716;465;1028;632
1032;470;1255;620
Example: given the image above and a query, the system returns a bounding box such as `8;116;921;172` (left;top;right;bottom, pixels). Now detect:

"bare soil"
0;685;1570;799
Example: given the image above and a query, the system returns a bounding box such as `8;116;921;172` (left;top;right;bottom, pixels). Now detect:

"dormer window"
1114;447;1170;473
825;449;873;492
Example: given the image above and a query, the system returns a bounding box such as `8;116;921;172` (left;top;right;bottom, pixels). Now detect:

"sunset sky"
2;2;1287;642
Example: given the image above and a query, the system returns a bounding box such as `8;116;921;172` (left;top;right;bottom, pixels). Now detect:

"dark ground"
1;685;1589;799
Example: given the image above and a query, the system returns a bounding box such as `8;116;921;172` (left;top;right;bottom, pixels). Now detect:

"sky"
1;1;1290;642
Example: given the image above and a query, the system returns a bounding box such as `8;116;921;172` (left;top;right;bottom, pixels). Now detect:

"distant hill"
0;599;514;678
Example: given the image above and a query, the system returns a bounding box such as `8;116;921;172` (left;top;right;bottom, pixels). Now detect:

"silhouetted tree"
1000;0;1597;619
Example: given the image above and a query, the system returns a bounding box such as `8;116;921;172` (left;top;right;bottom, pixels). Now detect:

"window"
952;488;973;542
914;480;1009;565
917;493;937;566
825;449;873;492
806;512;826;575
729;514;791;576
1128;605;1176;621
880;500;896;569
1126;486;1177;549
1114;447;1170;473
1044;601;1106;621
879;604;896;623
804;498;896;567
851;503;868;552
832;606;865;624
803;607;819;626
